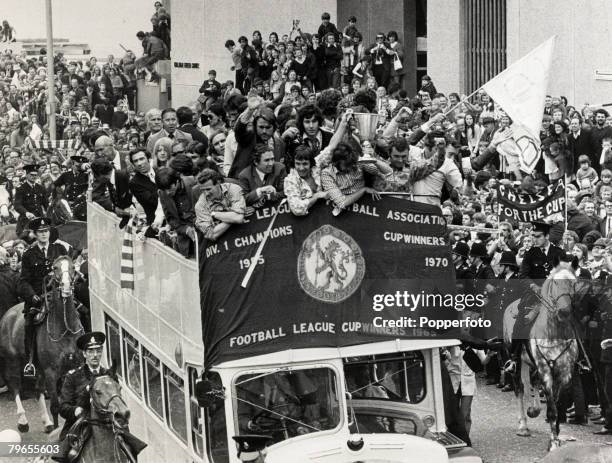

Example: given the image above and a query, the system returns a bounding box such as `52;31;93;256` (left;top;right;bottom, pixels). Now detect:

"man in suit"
93;134;129;172
177;106;209;147
238;143;286;209
19;217;68;376
14;164;48;236
90;158;132;224
146;107;193;155
156;167;197;258
568;116;595;169
128;148;163;228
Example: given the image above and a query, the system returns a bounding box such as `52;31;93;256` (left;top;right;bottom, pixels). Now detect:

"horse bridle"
90;376;128;420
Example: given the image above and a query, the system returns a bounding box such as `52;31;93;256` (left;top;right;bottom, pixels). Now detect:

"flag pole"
564;174;568;230
240;199;286;288
45;0;57;141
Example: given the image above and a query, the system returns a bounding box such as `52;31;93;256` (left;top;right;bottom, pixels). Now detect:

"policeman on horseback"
56;331;108;462
19;217;68;376
506;222;564;373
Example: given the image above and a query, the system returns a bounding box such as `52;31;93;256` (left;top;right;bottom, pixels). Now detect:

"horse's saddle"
32;294;52;325
50;416;91;463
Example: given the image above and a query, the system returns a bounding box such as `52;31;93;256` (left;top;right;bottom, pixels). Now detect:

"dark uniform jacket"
0;265;29;317
20;242;68;297
54;170;89;205
455;262;476;295
58;364;108;439
518;243;564;287
471;262;496;298
14;181;49;235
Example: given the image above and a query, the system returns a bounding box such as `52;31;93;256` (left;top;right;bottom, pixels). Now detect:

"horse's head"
52;256;75;298
548;270;576;324
90;374;131;428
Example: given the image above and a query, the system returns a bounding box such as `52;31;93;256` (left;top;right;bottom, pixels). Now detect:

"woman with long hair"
152;137;174;168
207;130;227;171
463;112;482;155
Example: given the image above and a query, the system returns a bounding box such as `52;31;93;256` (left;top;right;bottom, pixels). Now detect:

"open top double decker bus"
87;199;482;463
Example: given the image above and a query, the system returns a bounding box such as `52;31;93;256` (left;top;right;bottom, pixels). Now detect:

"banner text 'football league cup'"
198;198;459;367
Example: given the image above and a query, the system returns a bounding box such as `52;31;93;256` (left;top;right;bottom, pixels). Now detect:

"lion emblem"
297;225;365;303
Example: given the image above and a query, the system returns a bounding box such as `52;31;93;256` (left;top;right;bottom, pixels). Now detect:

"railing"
87;202;203;368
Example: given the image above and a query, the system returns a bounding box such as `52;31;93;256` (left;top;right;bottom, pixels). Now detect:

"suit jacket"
238;163;287;206
91;170;133;212
129;171;159;224
568;130;595;166
601;215;612;238
179;123;209;145
158;176;196;235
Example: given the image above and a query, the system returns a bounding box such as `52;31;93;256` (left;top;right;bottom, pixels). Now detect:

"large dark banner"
497;179;565;223
199;197;460;367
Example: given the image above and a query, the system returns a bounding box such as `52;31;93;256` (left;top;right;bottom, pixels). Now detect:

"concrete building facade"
170;0;612;109
428;0;612;106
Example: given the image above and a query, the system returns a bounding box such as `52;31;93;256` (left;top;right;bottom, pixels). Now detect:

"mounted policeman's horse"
503;268;580;450
0;255;84;433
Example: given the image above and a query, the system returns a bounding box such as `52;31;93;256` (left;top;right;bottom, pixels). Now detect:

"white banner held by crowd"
483;36;556;174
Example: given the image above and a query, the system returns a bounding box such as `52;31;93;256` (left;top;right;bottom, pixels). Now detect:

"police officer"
453;241;476;296
507;223;564;371
14;164;48;236
58;332;107;440
19;217;68;376
594;296;612;435
518;221;564;291
53;154;90;221
468;242;496;295
232;435;271;462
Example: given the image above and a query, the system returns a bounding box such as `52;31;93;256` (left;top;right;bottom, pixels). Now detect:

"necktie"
307;137;320;155
168;132;175;140
108;182;118;206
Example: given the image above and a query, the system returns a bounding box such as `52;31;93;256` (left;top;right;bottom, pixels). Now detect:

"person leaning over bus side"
194;169;245;241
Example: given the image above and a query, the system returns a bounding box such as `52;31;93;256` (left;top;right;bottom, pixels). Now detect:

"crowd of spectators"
1;6;612;443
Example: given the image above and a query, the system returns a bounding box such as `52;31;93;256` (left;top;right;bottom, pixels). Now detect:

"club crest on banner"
297;225;365;303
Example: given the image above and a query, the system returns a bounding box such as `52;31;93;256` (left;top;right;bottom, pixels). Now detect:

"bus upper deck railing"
87;201;203;367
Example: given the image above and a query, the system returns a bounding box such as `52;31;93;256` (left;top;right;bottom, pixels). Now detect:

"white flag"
483;36;555;138
483;36;556;174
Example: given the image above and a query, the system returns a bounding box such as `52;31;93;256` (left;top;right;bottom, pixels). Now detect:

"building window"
143;348;164;419
201;371;228;463
122;330;141;397
104;315;122;378
164;366;188;443
463;0;507;93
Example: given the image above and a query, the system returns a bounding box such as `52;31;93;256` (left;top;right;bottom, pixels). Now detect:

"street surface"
471;377;612;462
0;377;611;462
